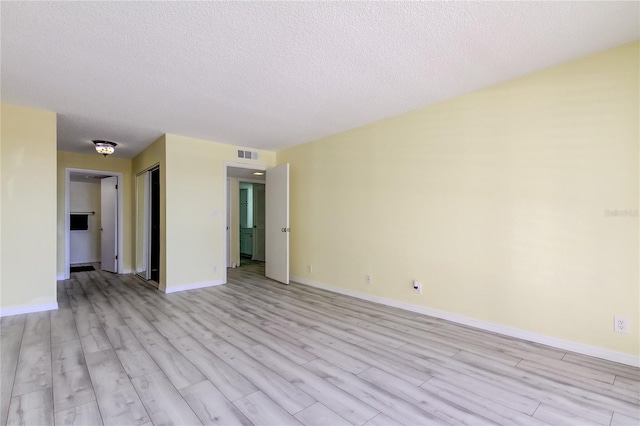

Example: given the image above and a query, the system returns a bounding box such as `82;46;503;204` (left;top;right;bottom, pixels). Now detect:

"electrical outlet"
308;264;313;273
366;275;372;284
614;316;630;333
413;280;421;294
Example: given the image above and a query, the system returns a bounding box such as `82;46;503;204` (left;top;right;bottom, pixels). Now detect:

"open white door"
265;164;289;284
101;176;118;273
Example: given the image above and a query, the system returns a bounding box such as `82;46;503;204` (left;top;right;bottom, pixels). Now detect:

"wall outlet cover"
614;315;630;334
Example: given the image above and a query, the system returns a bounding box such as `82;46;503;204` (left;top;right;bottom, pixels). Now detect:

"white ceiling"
70;172;112;183
228;167;266;182
2;2;638;158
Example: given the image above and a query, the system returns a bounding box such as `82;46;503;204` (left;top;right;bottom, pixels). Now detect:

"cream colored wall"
278;42;639;356
1;104;57;311
132;135;166;289
164;134;275;289
57;151;133;277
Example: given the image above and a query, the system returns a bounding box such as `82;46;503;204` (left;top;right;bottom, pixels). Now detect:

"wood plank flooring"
1;263;639;426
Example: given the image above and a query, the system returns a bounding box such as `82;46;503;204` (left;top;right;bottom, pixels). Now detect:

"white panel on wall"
69;180;101;264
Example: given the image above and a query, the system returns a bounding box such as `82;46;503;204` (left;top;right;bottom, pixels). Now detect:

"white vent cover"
237;149;259;160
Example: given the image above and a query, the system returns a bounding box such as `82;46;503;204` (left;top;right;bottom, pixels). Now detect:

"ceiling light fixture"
93;140;117;157
252;172;265;176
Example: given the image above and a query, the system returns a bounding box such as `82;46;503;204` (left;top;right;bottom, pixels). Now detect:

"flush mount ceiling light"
93;140;117;157
252;172;265;176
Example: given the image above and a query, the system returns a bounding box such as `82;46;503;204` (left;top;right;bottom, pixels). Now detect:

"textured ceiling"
228;167;266;182
2;2;638;158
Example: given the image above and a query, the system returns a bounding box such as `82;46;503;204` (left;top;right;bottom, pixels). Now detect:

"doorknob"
99;228;103;231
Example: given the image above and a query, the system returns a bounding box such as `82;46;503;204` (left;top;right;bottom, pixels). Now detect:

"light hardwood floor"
1;264;639;426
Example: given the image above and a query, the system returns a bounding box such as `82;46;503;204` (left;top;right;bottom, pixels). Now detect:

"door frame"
223;162;267;284
64;168;124;279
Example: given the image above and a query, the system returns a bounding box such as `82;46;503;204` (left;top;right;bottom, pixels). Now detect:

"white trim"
123;269;133;274
70;258;100;265
224;161;267;171
292;276;640;368
0;303;59;317
56;275;66;281
164;279;225;294
65;168;124;279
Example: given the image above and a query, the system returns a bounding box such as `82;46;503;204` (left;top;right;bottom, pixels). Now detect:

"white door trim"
135;166;158;280
65;168;124;279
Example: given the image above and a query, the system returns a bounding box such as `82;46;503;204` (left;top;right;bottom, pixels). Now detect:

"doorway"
135;166;161;286
239;182;266;265
227;166;266;273
65;168;123;279
225;163;290;284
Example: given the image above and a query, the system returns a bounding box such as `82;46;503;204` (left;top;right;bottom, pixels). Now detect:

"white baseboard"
70;258;99;265
56;274;66;281
291;276;640;368
0;302;59;317
122;269;132;274
164;279;225;294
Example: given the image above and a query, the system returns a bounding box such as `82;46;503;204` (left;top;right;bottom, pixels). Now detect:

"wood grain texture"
84;349;150;425
363;413;403;426
134;330;205;390
420;378;549;426
532;403;602;426
1;315;25;426
294;402;352;426
1;265;638;426
203;338;316;414
244;344;379;425
51;362;95;413
12;313;52;397
6;388;54;426
170;335;258;401
131;371;203;426
54;401;103;426
179;380;253;426
304;358;444;425
358;367;495;426
104;325;160;379
233;391;303;426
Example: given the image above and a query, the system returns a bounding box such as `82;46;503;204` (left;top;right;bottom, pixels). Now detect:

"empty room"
0;2;638;426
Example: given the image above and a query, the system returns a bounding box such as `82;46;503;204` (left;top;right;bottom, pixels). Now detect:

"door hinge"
115;184;118;189
115;255;118;260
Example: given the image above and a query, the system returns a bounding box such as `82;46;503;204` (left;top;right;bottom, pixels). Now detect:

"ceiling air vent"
237;149;259;160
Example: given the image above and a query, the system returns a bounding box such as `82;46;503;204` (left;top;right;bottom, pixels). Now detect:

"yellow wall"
57;151;133;278
278;42;639;356
1;104;57;311
164;134;275;290
132;135;166;289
